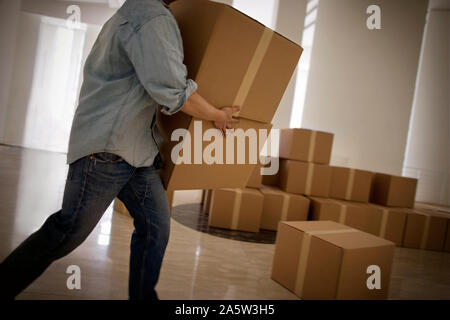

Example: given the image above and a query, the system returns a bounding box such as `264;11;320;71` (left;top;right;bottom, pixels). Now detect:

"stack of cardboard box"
365;173;449;252
157;0;303;192
164;0;450;301
277;129;334;197
206;128;334;233
160;0;304;233
114;0;303;224
307;168;449;252
110;0;450;301
208;165;265;233
207;164;310;233
208;187;265;233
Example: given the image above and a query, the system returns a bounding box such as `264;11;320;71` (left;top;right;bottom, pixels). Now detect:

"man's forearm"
181;92;226;122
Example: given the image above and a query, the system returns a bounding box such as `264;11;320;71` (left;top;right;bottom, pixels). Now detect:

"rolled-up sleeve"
125;14;197;115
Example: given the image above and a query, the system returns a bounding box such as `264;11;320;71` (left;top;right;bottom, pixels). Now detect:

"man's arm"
124;15;239;134
181;92;240;135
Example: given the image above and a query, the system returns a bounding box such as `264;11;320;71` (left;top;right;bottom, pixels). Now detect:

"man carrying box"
0;0;239;300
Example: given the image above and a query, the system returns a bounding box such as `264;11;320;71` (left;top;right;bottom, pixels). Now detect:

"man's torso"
67;0;176;168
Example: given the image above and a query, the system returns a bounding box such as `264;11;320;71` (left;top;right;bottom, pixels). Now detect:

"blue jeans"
0;152;171;300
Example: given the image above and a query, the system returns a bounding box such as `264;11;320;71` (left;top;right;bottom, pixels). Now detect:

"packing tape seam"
307;131;317;162
280;194;290;221
379;209;389;238
339;204;348;224
294;228;359;297
231;189;243;230
345;169;355;200
232;28;274;114
305;163;315;195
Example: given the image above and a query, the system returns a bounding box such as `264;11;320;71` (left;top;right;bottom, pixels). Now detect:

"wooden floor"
0;145;449;300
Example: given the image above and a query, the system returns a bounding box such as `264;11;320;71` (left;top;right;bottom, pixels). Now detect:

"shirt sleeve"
124;14;197;115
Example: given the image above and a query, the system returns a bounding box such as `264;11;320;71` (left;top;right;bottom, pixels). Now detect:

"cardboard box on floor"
260;186;309;231
271;221;395;299
329;167;373;202
370;173;418;208
279;160;332;197
308;197;406;245
402;208;449;251
209;188;264;233
279;129;334;164
158;0;303;191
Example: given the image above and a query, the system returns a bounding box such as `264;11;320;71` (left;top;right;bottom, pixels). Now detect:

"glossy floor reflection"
0;145;449;300
171;203;278;244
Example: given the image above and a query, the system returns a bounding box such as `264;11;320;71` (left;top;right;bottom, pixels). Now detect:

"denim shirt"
67;0;197;167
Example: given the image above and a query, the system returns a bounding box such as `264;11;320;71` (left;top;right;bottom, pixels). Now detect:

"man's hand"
214;106;241;136
181;92;241;135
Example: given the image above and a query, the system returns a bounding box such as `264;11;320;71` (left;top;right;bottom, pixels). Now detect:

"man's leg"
117;164;171;301
0;153;135;299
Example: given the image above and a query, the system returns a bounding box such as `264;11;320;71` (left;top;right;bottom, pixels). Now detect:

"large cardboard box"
402;209;448;251
170;0;303;123
158;0;303;191
260;186;309;231
279;160;332;197
209;188;264;232
370;173;418;208
271;221;395;300
279;129;334;164
158;116;271;191
246;165;262;189
329;167;373;202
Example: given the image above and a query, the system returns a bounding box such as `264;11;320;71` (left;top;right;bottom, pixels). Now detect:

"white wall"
0;0;115;152
20;0;116;26
301;0;428;174
3;13;87;153
403;0;450;205
0;0;21;141
230;0;307;129
2;12;42;150
271;0;307;129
